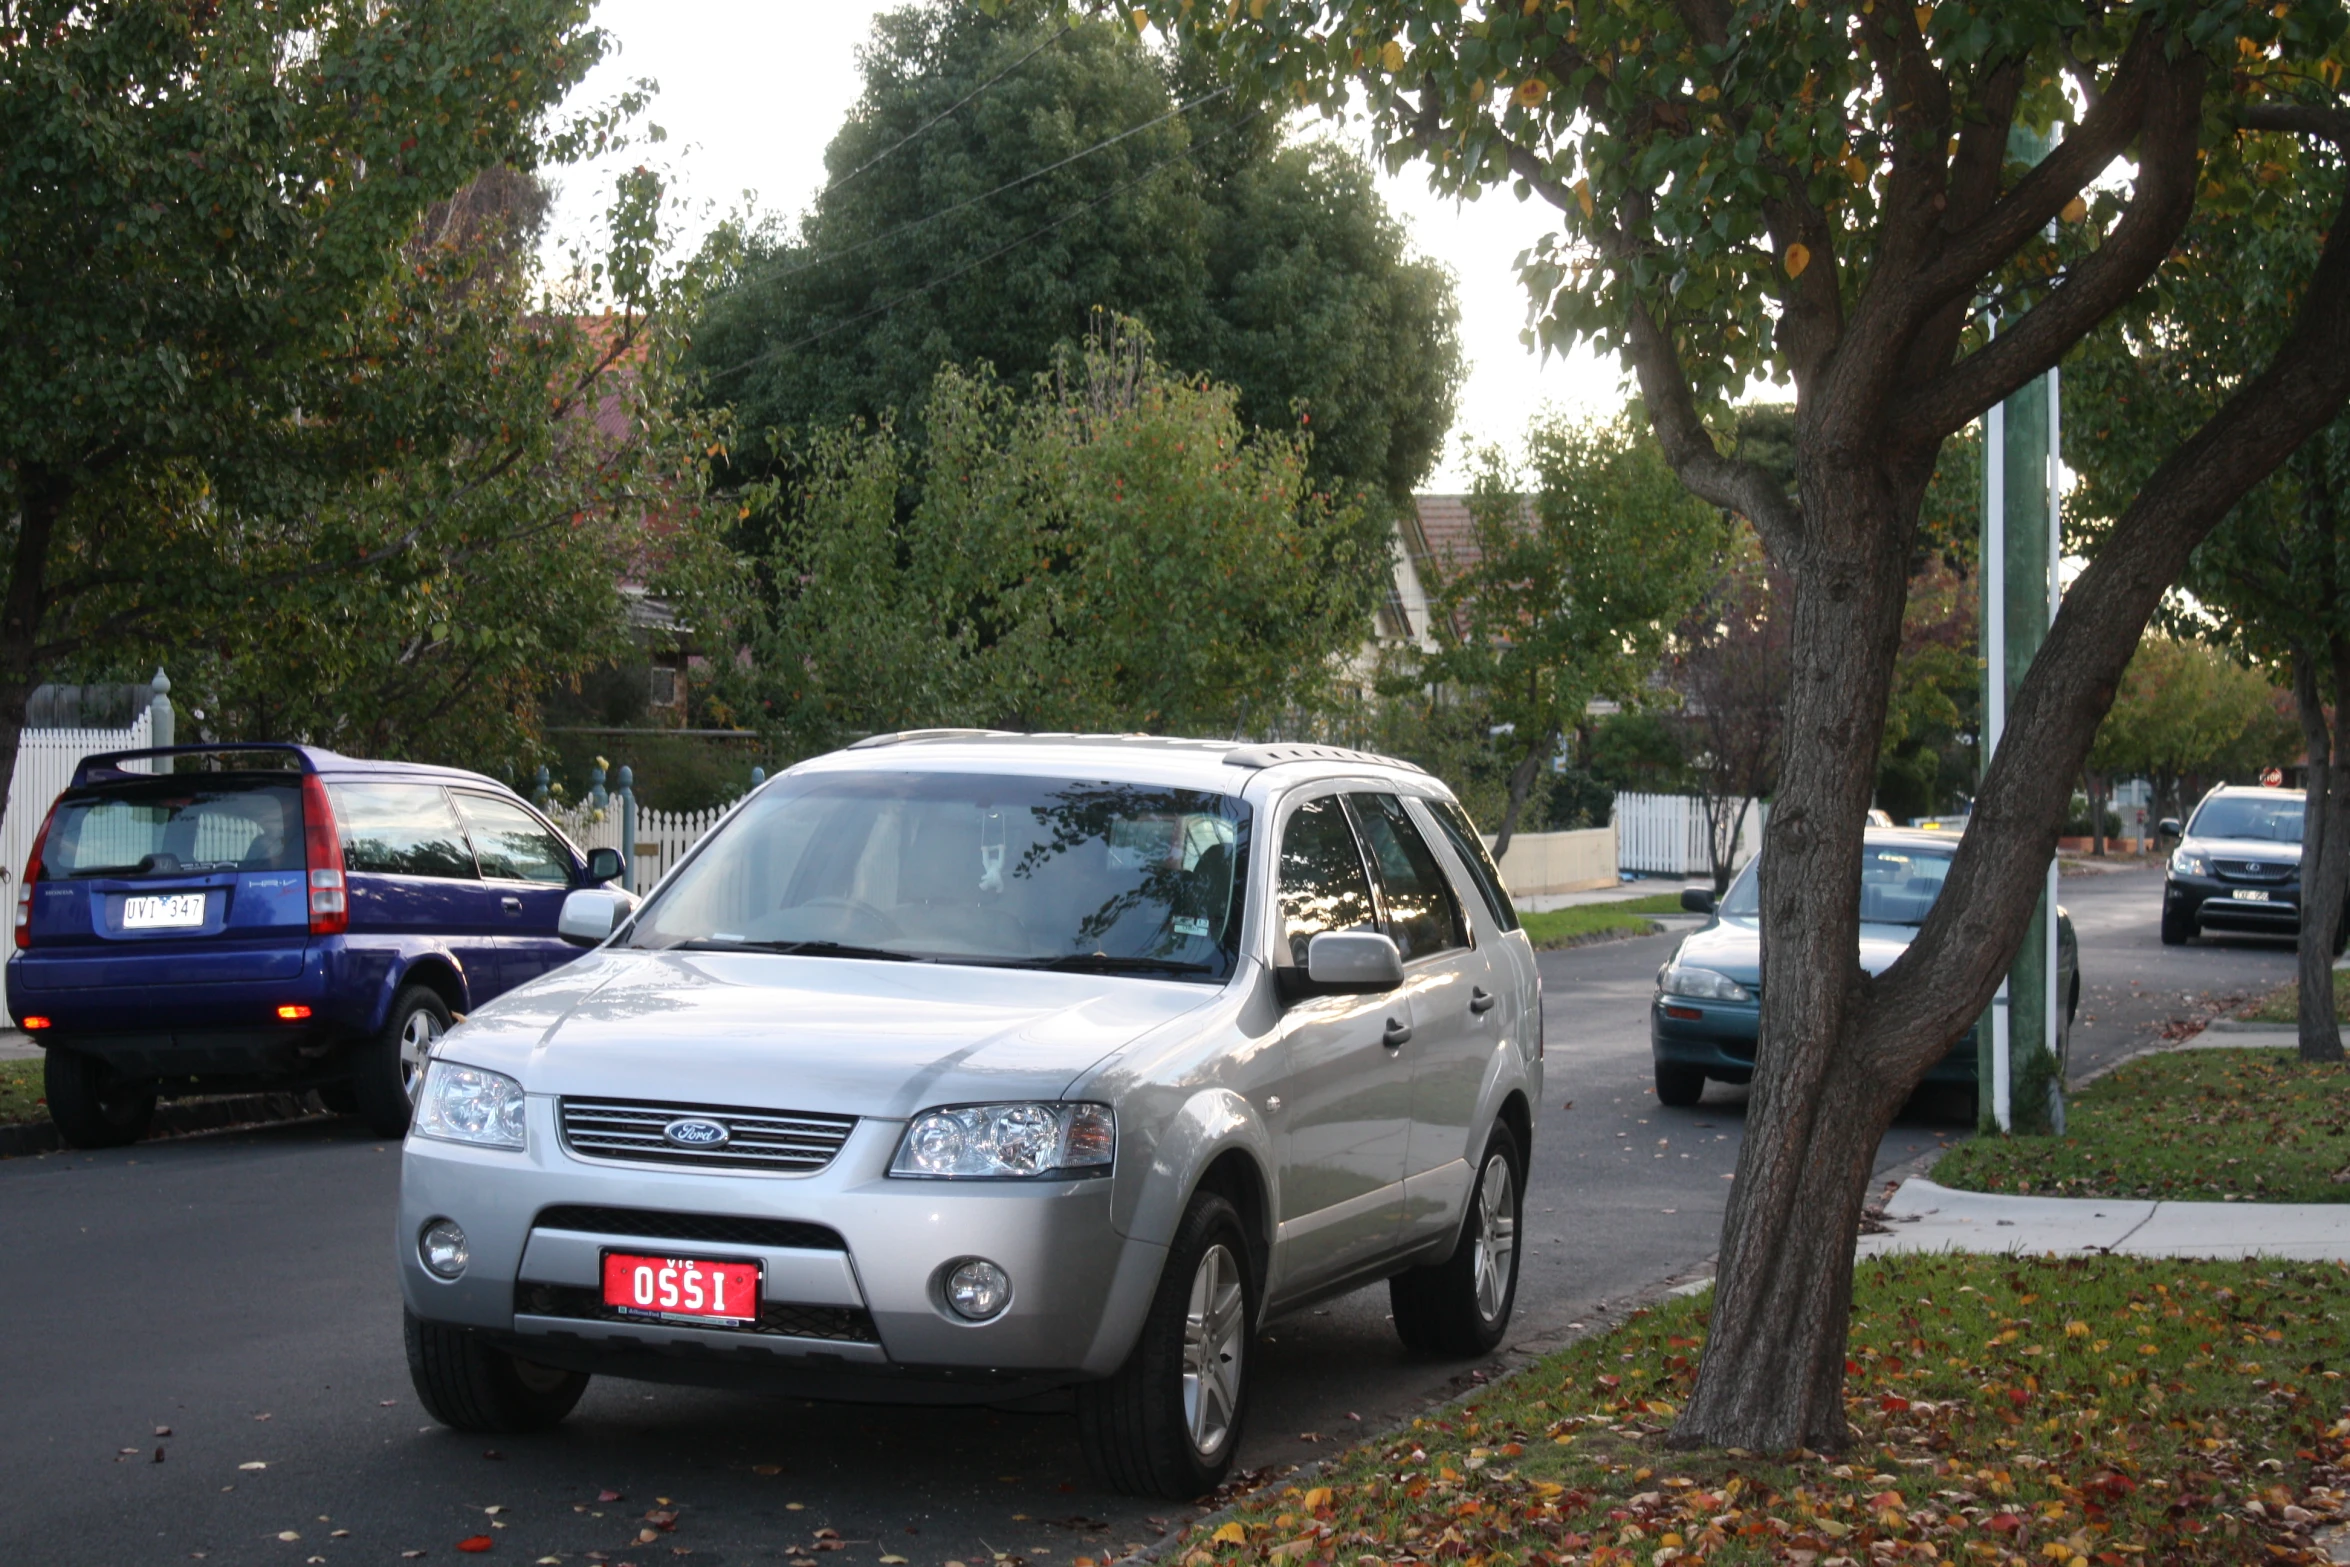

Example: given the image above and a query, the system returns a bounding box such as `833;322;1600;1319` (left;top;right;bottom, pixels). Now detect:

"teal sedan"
1648;830;2079;1113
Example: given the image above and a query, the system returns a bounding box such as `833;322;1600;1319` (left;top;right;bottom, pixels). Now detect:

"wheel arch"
1191;1144;1273;1297
391;955;469;1024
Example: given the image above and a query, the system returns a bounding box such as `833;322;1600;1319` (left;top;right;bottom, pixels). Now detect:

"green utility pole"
1978;132;2066;1136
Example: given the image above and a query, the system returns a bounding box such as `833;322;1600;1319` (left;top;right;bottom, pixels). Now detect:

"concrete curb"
0;1091;329;1159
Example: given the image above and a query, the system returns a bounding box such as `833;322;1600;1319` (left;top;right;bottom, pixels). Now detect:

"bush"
1543;766;1615;830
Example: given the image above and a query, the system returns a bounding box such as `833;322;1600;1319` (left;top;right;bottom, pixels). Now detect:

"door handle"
501;896;523;914
1383;1017;1413;1049
1469;986;1497;1015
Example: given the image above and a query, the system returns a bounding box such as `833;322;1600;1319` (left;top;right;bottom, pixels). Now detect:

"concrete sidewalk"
1518;876;1703;914
1856;1176;2350;1262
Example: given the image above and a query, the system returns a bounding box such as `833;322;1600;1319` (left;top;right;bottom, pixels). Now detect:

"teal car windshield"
1718;842;1956;927
625;771;1250;982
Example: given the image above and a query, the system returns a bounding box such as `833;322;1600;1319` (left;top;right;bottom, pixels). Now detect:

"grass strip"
1519;895;1692;950
1170;1254;2350;1567
0;1058;44;1127
1929;1048;2350;1202
2239;980;2350;1026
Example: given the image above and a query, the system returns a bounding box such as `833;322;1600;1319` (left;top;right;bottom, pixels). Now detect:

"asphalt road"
0;864;2295;1567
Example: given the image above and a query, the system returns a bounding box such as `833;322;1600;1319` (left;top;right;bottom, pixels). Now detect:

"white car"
395;733;1542;1497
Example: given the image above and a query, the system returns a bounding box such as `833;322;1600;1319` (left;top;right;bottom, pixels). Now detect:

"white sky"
543;0;1626;491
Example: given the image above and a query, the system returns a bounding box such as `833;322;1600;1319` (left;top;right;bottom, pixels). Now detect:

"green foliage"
1541;764;1614;831
1413;417;1724;842
0;0;726;784
688;2;1461;512
1581;710;1689;795
2090;635;2300;814
736;324;1388;755
1877;559;1981;822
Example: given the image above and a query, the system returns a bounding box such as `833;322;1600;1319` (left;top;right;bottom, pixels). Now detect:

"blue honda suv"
9;744;623;1147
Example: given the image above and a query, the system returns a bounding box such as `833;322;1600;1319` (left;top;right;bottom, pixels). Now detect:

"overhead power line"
706;107;1267;387
731;84;1233;303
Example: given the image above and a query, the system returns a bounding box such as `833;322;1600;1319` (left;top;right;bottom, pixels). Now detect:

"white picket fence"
1615;790;1765;877
544;797;740;894
0;711;159;1013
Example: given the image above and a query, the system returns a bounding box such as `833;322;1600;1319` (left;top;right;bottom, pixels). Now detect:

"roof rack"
1221;743;1425;774
845;728;1017;750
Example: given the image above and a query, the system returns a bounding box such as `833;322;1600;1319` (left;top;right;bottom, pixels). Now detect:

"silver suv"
395;733;1542;1497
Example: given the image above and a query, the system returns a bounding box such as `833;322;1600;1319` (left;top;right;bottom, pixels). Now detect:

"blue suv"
9;744;624;1147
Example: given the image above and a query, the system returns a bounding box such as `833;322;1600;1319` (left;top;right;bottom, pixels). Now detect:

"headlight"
1658;964;1752;1002
2170;849;2207;877
412;1061;527;1150
890;1102;1115;1179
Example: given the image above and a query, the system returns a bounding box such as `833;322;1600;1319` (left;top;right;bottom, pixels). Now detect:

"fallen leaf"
240;1461;269;1471
155;1426;172;1436
457;1537;495;1554
279;1533;302;1543
1211;1524;1247;1544
753;1465;782;1476
599;1490;623;1503
402;1553;427;1561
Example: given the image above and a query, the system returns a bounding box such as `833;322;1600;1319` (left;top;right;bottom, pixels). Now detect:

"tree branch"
1888;50;2205;443
1869;158;2350;1069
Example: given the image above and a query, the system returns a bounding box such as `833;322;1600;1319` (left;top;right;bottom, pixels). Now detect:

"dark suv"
2160;784;2346;951
8;744;623;1147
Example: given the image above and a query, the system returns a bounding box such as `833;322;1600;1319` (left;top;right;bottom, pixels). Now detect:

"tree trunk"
1489;725;1556;861
0;463;66;835
1668;476;1919;1453
1708;794;1750;897
2088;771;2109;857
2298;644;2350;1062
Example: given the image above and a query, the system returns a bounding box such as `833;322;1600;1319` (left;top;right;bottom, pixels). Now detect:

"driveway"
0;868;2294;1565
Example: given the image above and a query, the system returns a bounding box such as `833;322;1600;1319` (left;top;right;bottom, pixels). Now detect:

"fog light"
419;1218;469;1280
945;1258;1011;1320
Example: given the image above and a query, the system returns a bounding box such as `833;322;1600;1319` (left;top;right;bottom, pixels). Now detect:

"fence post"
533;765;551;807
148;669;174;772
617;764;637;893
589;759;608;813
750;766;766;789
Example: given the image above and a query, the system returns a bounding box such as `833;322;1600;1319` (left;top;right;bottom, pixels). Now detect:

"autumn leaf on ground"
456;1537;494;1554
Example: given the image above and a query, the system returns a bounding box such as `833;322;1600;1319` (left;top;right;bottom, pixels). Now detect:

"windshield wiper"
982;953;1213;975
667;938;923;962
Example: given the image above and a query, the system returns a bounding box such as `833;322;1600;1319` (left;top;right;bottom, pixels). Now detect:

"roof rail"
1221;743;1425;774
845;728;1017;750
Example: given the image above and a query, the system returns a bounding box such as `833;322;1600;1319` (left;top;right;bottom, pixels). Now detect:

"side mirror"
1276;930;1406;1002
1680;888;1717;915
2156;818;2182;843
583;846;625;885
558;887;639;946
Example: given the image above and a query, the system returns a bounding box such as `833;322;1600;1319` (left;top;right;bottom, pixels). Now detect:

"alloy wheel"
1471;1153;1517;1323
398;1007;446;1100
1181;1242;1246;1459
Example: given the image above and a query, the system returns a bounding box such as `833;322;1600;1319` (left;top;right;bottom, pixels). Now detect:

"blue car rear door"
328;780;503;1007
449;791;578;988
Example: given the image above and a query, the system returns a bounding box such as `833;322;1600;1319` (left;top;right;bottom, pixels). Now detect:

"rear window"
43;779;304;878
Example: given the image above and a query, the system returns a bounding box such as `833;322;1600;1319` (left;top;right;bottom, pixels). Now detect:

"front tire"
2159;902;2194;946
354;985;451;1138
1653;1062;1705;1107
44;1048;156;1149
404;1311;588;1433
1077;1190;1255;1499
1390;1123;1523;1359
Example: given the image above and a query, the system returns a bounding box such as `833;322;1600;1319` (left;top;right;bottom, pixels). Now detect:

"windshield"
624;771;1250;982
2189;794;2304;843
43;778;305;879
1716;841;1956;927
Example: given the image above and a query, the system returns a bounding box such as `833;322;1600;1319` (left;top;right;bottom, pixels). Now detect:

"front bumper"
399;1096;1166;1401
1649;997;1978;1085
2166;873;2304;934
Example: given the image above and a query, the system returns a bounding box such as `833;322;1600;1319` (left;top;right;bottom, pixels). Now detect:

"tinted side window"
1426;800;1520;932
330;784;477;879
454;794;573;885
1276;795;1378;967
1348;793;1468;959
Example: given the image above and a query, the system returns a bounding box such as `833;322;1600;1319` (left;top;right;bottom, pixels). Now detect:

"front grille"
2216;859;2294;882
558;1097;856;1173
532;1205;845;1252
516;1282;878;1342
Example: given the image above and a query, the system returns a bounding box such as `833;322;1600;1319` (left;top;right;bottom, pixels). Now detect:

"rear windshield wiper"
981;953;1214;975
665;937;923;962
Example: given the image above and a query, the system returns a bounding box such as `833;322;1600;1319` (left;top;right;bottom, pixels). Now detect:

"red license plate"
600;1252;761;1325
